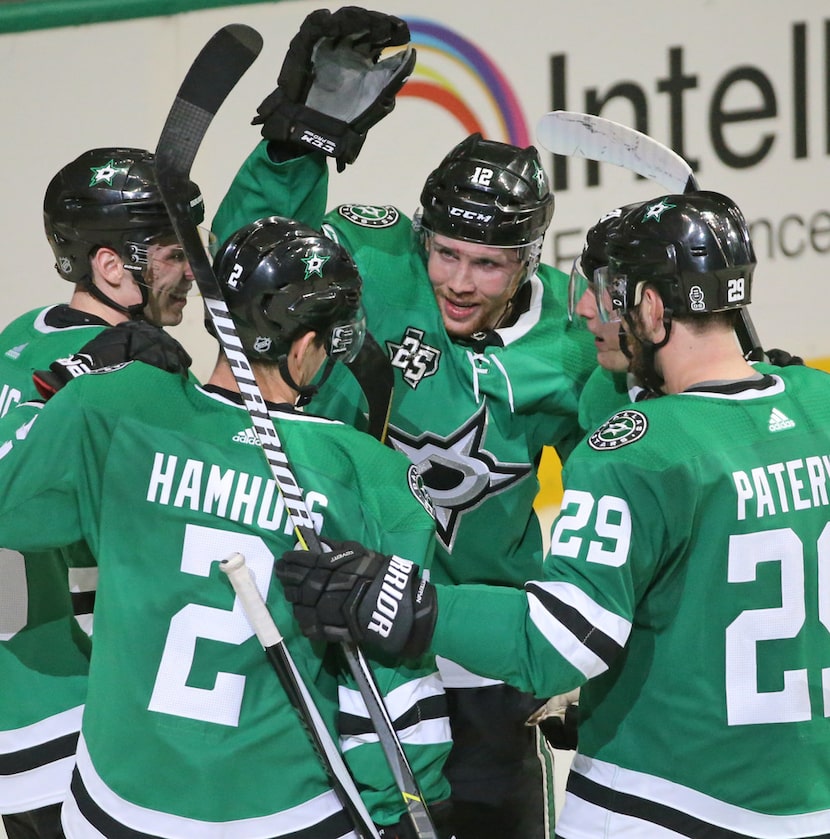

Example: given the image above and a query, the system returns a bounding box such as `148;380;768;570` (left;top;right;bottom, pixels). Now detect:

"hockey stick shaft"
154;26;380;839
220;553;380;838
536;110;765;360
154;26;435;839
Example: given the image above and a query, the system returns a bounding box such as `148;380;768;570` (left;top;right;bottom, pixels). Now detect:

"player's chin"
439;304;481;337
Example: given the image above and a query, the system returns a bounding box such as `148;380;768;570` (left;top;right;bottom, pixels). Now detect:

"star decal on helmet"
642;199;676;222
88;160;120;187
302;253;329;279
388;405;531;551
532;161;548;196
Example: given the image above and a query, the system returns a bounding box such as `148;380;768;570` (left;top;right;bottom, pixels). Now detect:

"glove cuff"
403;577;438;659
255;93;367;170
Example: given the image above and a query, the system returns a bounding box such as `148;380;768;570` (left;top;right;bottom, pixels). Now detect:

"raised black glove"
33;320;192;399
275;539;437;659
764;347;805;367
253;6;416;170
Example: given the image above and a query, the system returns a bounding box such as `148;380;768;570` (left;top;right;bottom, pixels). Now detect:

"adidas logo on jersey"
232;427;260;445
769;408;795;432
4;343;27;360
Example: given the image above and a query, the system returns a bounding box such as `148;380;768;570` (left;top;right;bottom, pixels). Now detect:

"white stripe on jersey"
527;581;630;678
69;735;358;839
0;704;82;753
558;753;830;838
338;672;451;752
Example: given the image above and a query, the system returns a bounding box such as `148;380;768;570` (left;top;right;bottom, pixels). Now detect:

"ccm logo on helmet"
448;206;494;224
367;556;415;638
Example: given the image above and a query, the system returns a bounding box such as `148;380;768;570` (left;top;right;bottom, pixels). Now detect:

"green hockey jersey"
0;304;105;812
0;362;450;836
432;365;830;836
213;143;599;597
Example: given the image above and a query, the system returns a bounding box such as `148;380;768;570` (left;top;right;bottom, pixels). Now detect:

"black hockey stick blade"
345;330;395;443
537;110;765;361
156;24;262;187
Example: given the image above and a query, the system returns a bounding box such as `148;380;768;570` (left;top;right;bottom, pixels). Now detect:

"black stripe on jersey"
0;731;78;775
565;771;830;839
526;583;623;667
70;767;357;839
71;590;96;617
339;691;448;739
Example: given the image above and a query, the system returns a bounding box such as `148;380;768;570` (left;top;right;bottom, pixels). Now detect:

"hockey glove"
253;6;416;171
33;320;192;400
764;347;805;367
275;539;437;659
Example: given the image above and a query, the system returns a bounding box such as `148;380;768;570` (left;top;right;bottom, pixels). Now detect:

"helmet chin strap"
623;308;674;394
278;355;335;408
87;277;147;319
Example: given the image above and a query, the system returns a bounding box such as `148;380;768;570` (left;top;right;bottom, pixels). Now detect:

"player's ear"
91;246;128;290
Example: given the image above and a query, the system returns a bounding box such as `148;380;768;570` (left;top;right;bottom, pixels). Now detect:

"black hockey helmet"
603;191;755;318
212;216;365;364
416;133;553;281
43;147;204;286
568;200;647;320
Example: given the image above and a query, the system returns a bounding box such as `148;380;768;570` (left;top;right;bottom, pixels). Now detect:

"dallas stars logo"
337;204;400;228
642;199;676;222
388;405;530;551
588;409;648;451
386;327;441;389
302;253;329;279
89;159;121;186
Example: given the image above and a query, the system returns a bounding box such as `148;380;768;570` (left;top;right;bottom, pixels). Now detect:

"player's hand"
33;320;192;399
275;538;437;659
253;6;416;171
764;347;805;367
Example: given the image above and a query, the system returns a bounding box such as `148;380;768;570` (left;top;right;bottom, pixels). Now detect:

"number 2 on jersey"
148;524;274;726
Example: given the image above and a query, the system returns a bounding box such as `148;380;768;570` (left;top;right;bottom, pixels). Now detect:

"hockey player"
212;9;598;836
276;191;830;837
0;147;199;839
0;216;451;838
568;202;651;434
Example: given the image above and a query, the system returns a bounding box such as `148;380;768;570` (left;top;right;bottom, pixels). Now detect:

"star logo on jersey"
386;327;441;389
337;204;400;228
588;409;648;450
642;199;676;222
89;159;120;186
388;405;530;551
302;253;329;278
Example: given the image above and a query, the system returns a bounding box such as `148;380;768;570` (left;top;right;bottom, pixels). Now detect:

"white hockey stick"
221;553;379;837
536;110;764;359
536;110;697;194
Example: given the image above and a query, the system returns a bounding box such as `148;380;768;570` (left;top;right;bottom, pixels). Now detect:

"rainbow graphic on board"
400;18;531;147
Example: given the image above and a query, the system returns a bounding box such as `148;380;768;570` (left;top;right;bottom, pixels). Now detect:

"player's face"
575;283;629;373
142;242;194;327
426;234;524;337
